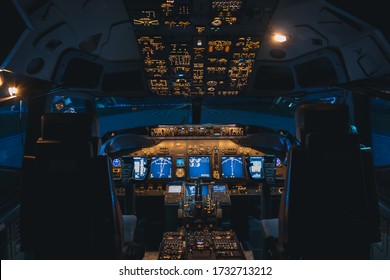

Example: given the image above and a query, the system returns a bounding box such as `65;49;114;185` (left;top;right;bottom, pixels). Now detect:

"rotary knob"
176;168;185;178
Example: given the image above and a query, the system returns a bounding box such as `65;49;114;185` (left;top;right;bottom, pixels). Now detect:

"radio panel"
159;229;245;260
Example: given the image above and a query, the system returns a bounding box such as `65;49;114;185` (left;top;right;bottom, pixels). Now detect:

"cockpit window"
370;98;390;166
95;91;346;138
96;97;192;136
0;100;27;168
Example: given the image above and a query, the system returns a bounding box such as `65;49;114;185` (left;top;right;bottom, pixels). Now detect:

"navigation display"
249;156;264;179
133;156;147;180
188;156;210;179
221;156;244;178
150;156;172;179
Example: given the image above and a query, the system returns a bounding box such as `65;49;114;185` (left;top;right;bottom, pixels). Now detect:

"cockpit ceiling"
2;0;390;98
124;0;277;97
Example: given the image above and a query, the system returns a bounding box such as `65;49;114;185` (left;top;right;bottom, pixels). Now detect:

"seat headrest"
41;113;97;142
294;103;351;144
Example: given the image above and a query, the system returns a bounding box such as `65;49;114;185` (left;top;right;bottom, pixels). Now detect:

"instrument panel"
111;138;286;183
107;125;287;250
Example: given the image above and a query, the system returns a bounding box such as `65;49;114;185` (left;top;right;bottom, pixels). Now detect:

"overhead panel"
124;0;277;97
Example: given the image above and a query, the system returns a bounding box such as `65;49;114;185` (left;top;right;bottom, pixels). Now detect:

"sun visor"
53;50;147;97
246;50;348;97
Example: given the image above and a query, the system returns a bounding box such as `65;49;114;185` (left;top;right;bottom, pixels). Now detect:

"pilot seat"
260;103;380;259
20;113;141;259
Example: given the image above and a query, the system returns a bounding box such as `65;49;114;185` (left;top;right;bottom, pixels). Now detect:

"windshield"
94;91;346;138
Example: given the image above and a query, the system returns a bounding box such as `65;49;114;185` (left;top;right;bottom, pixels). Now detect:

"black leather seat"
264;103;380;259
21;113;124;259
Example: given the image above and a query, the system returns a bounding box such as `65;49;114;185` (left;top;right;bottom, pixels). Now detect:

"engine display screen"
249;156;264;179
188;156;210;179
221;156;244;178
133;156;147;180
150;156;172;179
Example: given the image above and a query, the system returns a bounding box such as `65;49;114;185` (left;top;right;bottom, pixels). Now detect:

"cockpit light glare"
273;33;287;43
8;87;18;96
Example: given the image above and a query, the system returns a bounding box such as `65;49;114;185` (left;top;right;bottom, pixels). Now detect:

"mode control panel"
149;125;245;138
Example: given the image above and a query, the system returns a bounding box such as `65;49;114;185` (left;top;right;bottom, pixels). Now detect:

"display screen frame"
112;158;121;167
176;157;185;167
185;183;209;196
200;184;209;196
221;155;245;179
188;155;211;179
133;156;148;180
149;156;173;179
185;183;196;196
248;156;265;180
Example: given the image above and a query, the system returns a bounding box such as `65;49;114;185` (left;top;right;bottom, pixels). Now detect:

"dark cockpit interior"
1;0;390;261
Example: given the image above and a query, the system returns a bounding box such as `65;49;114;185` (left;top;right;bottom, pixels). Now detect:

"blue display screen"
150;156;172;179
185;183;208;196
221;156;244;178
112;158;121;167
188;156;210;179
213;184;226;193
249;156;264;179
133;157;147;180
176;157;185;167
186;183;196;195
201;184;209;196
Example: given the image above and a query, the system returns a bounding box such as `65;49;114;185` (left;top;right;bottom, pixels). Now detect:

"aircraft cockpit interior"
1;0;390;262
101;124;288;258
